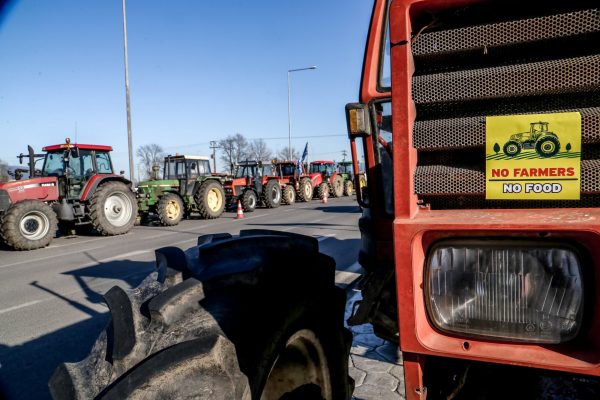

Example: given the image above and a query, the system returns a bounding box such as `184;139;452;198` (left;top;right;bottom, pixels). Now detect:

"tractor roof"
310;160;334;165
166;155;210;161
43;143;113;152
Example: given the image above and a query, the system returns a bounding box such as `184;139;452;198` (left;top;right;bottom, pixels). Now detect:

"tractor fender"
195;230;321;281
80;175;133;202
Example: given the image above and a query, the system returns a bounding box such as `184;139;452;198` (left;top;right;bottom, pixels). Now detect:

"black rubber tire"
535;135;560;158
503;140;522;157
242;190;257;212
282;185;296;205
88;181;138;235
331;176;344;198
343;180;353;197
262;180;282;208
195;180;225;219
317;182;329;200
0;200;57;250
157;193;184;226
49;234;353;400
297;178;313;202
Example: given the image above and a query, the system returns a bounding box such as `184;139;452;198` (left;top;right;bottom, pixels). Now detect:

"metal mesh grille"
412;9;600;57
415;160;600;196
414;107;600;150
420;195;600;210
413;55;600;105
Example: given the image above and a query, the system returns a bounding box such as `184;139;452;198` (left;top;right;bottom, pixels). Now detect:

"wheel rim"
303;183;312;198
506;144;518;154
248;194;256;208
260;329;332;400
271;186;281;203
19;211;50;240
165;200;181;220
207;188;223;211
104;192;133;227
541;141;556;154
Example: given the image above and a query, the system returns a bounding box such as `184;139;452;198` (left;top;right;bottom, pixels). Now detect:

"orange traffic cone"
322;190;328;204
236;200;245;219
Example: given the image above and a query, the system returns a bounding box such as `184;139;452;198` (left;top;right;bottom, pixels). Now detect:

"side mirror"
345;103;372;138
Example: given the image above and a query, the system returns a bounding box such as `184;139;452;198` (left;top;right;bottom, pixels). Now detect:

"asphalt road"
0;197;362;399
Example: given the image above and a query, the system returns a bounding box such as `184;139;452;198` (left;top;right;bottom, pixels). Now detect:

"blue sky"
0;0;372;175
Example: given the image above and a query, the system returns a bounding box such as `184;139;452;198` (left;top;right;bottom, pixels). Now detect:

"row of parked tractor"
0;139;364;251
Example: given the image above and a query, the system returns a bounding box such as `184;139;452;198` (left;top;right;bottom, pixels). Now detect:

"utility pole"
341;150;348;161
210;141;218;173
122;0;135;182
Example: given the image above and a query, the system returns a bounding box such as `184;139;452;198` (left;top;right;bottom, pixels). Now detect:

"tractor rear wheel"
317;182;329;200
282;185;296;205
343;180;353;196
331;176;344;198
195;180;225;219
297;178;313;202
262;180;282;208
242;190;258;212
49;235;353;400
157;193;184;226
0;200;57;250
89;181;137;235
536;136;560;158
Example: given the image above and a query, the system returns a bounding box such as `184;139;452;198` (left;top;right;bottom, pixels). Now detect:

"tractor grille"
411;3;600;209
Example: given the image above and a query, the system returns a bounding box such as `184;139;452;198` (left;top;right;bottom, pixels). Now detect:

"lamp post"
121;0;134;182
287;66;316;160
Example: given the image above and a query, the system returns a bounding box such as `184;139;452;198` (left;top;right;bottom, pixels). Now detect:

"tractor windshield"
309;163;334;175
278;164;296;176
338;163;353;174
42;152;66;177
187;160;211;177
235;164;257;178
164;159;187;179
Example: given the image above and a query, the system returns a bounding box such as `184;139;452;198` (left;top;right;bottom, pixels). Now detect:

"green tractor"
137;155;225;226
503;121;561;158
337;160;366;196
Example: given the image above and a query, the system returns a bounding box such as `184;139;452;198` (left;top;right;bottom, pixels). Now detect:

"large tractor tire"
195;180;225;219
0;200;57;250
343;180;353;197
297;178;313;202
262;180;282;208
536;135;560;158
317;182;329;200
89;181;138;236
49;232;353;400
242;189;258;212
157;193;184;226
282;185;296;205
331;176;344;198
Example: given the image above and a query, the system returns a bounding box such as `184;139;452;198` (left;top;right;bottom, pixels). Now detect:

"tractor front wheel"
195;181;225;219
331;176;344;198
262;180;282;208
503;140;522;157
343;180;353;196
242;190;258;212
89;181;137;235
0;200;57;250
297;178;313;202
536;136;560;158
282;185;296;205
157;193;184;226
317;182;329;200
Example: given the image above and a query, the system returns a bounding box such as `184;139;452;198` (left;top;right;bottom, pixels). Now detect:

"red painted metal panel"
0;177;59;203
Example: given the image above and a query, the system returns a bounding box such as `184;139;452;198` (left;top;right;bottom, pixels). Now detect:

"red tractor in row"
0;139;137;250
223;160;282;212
308;160;345;199
271;160;313;203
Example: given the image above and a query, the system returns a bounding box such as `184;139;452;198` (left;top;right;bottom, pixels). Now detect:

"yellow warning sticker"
486;112;581;200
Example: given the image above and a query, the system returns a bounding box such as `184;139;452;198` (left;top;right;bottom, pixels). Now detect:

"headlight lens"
426;241;584;343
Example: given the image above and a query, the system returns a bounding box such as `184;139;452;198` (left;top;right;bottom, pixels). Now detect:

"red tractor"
308;160;344;199
271;160;313;204
223;160;281;212
0;139;137;250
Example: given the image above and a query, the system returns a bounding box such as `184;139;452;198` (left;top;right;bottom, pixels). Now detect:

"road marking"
334;262;363;286
0;245;106;270
98;250;152;263
0;299;43;315
317;234;336;242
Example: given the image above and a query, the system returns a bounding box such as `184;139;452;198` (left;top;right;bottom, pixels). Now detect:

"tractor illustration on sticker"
503;121;561;158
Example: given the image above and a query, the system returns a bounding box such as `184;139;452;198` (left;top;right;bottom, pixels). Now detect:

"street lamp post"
121;0;134;182
287;66;316;160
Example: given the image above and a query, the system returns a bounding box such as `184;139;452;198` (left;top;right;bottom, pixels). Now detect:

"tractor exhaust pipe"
28;145;35;177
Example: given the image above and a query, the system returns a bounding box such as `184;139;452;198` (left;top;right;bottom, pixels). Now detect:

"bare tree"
248;139;272;161
219;133;249;174
277;146;300;161
136;144;164;180
0;158;8;183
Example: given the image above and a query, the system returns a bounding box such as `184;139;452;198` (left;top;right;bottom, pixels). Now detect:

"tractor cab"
163;155;211;196
309;161;336;178
275;161;298;178
337;161;353;175
41;140;114;199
